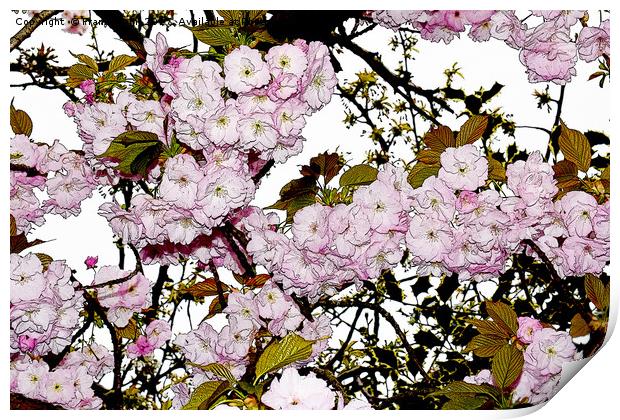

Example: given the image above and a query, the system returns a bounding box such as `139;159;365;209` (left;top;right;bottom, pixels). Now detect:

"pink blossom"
464;369;494;385
438;145;488;191
519;23;578;85
517;317;543;344
556;191;598;237
261;368;336;410
301;42;337;111
127;335;156;358
506;151;557;207
489;11;526;49
79;80;95;104
561;236;608;276
524;328;576;376
84;256;98;269
531;10;586;28
577;20;610;62
266;43;308;77
456;190;479;213
292;204;331;252
224;45;271;94
159;154;204;209
145;319;172;348
406;215;452;262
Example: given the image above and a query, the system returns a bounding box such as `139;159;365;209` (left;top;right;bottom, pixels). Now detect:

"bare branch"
10;10;62;51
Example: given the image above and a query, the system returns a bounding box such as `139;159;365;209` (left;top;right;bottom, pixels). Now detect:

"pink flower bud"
84;255;98;269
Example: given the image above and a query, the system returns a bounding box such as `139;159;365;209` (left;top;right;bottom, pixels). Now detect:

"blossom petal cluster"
249;145;609;292
173;280;331;388
10;254;84;356
11;355;103;409
372;10;609;84
64;33;336;269
248;165;414;300
11;134;96;234
465;320;578;405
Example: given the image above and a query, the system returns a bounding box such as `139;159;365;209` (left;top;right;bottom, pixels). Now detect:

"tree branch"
93;10;146;58
10;10;62;51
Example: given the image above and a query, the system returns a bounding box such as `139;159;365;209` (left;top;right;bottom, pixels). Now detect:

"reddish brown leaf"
183;277;229;298
423;125;455;151
245;274;271;288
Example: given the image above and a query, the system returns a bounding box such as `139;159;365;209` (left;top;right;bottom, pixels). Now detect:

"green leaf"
10;102;33;136
456;115;488;146
302;152;344;184
553;160;580;191
182;380;230;410
465;335;507;358
116;318;138;340
442;395;487;410
217;10;244;23
197;363;237;384
254;334;314;380
71;53;99;72
66;63;96;88
339;164;379;188
423;125;455;152
107;54;137;73
206;294;228;319
407;163;440;188
466;319;511;339
10;215;18;237
252;29;277;44
491;345;524;389
266;176;318;223
485;301;518;336
187;26;237;46
10;233;47;254
431;381;499;398
416;149;442;165
559;122;592;172
244;274;271;288
585;274;609;311
98;131;163;178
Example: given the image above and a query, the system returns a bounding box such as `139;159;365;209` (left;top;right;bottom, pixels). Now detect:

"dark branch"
10;10;62;51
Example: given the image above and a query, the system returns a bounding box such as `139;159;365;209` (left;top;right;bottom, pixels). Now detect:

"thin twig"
324;299;433;382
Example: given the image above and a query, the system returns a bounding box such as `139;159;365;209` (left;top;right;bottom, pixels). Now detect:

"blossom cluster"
10;134;97;235
371;10;610;84
408;147;609;280
248;165;413;300
465;318;578;405
64;33;336;268
11;351;108;409
10;253;84;356
248;144;609;297
172;282;331;395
